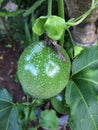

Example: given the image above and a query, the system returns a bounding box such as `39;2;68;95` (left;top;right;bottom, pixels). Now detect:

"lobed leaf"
0;88;21;130
72;46;98;76
66;80;98;130
66;46;98;130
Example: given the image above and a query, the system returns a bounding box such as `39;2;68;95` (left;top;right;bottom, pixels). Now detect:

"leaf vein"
74;82;97;130
72;59;98;76
73;77;98;85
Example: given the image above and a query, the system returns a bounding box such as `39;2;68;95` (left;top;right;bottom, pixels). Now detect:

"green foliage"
73;45;84;58
72;46;98;75
0;88;60;130
29;107;37;120
33;15;65;40
0;88;21;130
44;16;65;40
39;110;59;130
32;16;48;35
18;104;29;128
66;46;98;130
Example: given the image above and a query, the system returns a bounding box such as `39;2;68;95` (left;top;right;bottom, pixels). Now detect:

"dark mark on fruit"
45;35;66;62
50;40;66;62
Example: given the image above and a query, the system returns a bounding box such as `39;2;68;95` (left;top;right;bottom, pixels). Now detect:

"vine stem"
0;17;13;44
67;0;96;27
70;8;92;26
23;0;46;17
91;0;95;8
67;29;75;48
57;0;65;47
48;0;52;16
58;0;65;19
26;105;32;130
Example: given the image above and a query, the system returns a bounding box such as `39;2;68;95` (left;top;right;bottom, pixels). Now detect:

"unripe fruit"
18;41;70;99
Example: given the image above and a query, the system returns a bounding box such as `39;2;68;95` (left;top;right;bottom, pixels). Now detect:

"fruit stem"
47;0;52;16
57;0;65;47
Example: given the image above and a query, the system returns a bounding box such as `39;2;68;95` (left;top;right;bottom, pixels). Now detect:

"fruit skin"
18;41;71;99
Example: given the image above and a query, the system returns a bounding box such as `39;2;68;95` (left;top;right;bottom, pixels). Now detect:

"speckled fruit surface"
18;41;71;99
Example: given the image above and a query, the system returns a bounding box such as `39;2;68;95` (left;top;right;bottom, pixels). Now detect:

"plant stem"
72;8;92;26
57;0;65;47
0;17;13;44
67;0;96;27
26;105;32;130
91;0;95;8
23;0;46;17
67;29;75;48
47;0;52;16
58;0;65;19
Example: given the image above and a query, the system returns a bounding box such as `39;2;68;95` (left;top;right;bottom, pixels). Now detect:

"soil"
0;42;26;102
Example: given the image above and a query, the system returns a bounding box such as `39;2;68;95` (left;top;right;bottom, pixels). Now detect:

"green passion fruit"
18;41;71;99
51;91;69;114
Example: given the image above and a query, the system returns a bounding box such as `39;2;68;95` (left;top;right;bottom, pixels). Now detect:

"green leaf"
25;20;32;45
66;80;98;130
39;110;59;130
0;88;12;101
0;88;21;130
66;46;98;130
29;107;37;120
32;16;48;35
72;46;98;76
18;104;29;128
74;45;84;58
44;15;65;40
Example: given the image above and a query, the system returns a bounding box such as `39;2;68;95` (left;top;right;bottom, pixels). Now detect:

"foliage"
66;46;98;130
39;110;59;130
0;0;98;130
0;88;21;130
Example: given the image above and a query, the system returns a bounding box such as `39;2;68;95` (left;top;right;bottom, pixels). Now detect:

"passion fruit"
18;41;70;99
51;91;70;114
